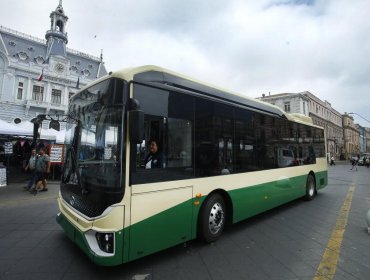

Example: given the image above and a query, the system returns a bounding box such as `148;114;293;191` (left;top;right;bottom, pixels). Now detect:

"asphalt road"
0;162;369;280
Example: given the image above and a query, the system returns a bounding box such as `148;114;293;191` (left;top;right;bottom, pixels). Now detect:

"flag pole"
37;67;44;81
76;76;80;89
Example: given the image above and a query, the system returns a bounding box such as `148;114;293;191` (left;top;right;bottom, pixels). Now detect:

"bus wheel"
199;193;226;243
305;174;316;201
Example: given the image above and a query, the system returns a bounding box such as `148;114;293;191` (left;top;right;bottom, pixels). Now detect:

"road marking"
313;184;355;280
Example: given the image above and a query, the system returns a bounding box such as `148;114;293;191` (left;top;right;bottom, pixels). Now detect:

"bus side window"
132;115;194;183
167;118;192;169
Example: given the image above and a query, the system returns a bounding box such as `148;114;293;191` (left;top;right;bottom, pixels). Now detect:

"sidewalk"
0;176;60;207
331;160;349;165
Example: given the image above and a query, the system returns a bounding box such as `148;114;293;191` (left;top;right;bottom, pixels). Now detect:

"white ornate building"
342;113;360;159
0;1;107;127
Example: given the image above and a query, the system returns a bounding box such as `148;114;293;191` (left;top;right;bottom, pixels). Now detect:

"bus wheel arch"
198;190;232;243
305;172;316;201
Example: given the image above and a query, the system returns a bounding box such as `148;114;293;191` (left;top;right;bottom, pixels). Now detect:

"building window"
284;102;291;113
303;101;306;114
82;69;90;77
32;85;44;101
51;89;62;104
17;82;24;100
70;65;78;72
17;52;29;61
34;56;45;65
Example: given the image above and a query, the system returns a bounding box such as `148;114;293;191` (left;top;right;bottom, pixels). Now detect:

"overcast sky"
1;0;370;126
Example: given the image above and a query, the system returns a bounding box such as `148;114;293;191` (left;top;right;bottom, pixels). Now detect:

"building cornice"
303;91;327;106
0;25;101;62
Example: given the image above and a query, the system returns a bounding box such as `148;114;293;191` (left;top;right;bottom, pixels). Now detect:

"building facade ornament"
0;1;107;127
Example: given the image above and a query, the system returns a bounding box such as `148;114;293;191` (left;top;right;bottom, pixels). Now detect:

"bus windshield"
61;78;127;218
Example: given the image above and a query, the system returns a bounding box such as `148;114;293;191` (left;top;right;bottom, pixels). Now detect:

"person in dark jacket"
145;140;164;169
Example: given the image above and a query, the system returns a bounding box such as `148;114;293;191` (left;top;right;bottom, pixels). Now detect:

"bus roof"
131;65;286;119
79;65;317;126
286;113;314;125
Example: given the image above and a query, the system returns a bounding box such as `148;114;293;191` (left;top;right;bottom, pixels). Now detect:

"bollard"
367;209;370;234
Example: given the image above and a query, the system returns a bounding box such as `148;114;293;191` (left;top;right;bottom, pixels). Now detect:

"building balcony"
45;30;68;43
26;99;68;114
26;99;48;109
49;102;68;113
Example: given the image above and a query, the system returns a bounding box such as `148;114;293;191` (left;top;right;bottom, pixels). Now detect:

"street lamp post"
348;112;370;124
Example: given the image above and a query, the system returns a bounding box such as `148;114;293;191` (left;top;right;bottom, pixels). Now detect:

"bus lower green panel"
316;170;328;190
56;170;327;265
230;171;327;223
56;213;124;266
128;199;193;262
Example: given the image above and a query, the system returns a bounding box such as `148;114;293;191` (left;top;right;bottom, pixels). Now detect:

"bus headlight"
96;232;114;253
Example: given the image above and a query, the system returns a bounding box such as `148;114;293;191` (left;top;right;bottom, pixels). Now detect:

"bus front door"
128;185;193;261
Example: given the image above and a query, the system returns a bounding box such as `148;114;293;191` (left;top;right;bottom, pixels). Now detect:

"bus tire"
305;174;316;201
199;193;226;243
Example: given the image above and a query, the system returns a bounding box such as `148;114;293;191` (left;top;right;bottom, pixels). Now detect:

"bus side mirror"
129;110;144;143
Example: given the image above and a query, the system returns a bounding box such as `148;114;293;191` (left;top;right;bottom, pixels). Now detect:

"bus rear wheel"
199;193;226;243
305;174;316;201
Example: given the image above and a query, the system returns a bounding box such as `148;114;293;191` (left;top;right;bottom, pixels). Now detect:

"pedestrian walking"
30;147;51;195
350;158;358;171
24;148;37;191
330;156;335;166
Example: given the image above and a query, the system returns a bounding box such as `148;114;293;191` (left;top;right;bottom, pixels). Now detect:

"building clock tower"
45;0;69;77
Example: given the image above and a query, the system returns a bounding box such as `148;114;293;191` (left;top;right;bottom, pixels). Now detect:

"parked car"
358;156;365;166
358;154;370;166
350;156;358;162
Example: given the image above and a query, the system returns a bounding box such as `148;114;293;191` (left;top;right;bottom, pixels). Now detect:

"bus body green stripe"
230;174;305;223
231;170;327;223
57;170;327;266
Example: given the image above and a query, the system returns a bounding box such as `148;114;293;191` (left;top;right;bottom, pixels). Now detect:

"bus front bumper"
56;212;124;266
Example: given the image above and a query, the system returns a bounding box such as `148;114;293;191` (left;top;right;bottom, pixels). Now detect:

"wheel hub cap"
209;202;225;234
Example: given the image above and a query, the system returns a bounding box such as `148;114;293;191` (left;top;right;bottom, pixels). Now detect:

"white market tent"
14;121;65;143
0;119;33;136
15;121;33;131
40;128;66;143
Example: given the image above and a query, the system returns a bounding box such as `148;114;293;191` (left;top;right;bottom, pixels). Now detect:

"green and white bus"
57;65;327;266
